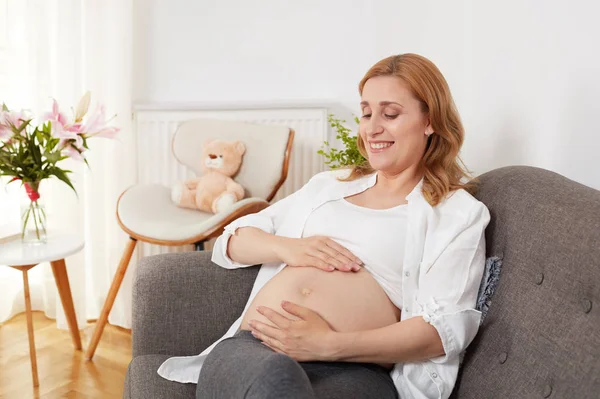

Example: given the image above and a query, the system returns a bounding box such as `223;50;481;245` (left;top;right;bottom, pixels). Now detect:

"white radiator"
133;102;334;258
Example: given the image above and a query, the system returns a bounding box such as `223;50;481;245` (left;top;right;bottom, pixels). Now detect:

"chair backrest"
172;119;294;201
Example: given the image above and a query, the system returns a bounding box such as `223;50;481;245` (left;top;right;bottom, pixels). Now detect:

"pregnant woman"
158;53;491;399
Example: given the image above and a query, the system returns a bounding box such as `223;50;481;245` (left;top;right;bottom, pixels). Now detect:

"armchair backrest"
453;165;600;398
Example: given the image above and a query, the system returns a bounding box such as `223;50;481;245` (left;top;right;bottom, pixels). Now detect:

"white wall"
134;0;600;189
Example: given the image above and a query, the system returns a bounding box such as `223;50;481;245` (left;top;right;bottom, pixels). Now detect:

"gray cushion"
131;252;259;358
124;354;196;399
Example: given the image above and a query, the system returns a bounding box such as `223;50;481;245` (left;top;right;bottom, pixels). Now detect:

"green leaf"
44;150;61;164
15;119;32;134
1;103;8;111
27;134;42;166
50;168;78;198
47;137;60;152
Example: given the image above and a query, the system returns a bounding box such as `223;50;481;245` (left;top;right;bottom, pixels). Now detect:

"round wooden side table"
0;233;84;387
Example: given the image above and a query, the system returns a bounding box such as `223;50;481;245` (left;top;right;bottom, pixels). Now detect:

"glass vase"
20;180;47;244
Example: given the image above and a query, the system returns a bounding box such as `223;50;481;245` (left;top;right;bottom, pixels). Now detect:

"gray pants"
196;329;399;399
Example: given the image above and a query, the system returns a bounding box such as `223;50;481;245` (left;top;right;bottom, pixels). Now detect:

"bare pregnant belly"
240;266;401;368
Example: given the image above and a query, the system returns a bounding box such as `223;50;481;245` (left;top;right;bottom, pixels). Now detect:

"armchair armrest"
132;250;259;357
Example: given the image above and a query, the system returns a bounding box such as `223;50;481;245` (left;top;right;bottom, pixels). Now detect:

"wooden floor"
0;311;131;398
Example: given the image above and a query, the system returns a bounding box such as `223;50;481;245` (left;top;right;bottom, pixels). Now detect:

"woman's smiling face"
359;75;432;175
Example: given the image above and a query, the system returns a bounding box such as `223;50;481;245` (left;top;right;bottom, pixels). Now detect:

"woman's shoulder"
439;187;490;221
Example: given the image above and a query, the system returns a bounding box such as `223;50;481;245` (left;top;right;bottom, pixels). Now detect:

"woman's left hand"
249;301;339;362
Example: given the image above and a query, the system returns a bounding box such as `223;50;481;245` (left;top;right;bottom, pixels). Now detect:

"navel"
301;287;312;296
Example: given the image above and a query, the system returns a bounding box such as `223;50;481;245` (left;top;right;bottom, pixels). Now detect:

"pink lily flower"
43;99;69;128
0;126;11;141
4;110;25;128
51;120;79;141
0;110;27;139
2;109;26;128
0;115;11;141
60;135;86;161
43;99;87;138
92;126;120;139
61;144;86;162
74;91;91;123
67;123;84;133
82;105;120;138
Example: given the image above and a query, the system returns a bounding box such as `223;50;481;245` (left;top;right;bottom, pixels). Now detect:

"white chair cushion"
117;184;268;242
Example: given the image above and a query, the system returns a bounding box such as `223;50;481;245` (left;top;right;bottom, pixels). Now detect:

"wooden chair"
85;118;294;359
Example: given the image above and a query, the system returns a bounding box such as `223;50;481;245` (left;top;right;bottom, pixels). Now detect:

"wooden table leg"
22;269;39;387
50;258;82;350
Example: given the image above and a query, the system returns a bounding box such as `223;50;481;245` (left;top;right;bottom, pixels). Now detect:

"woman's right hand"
274;236;363;272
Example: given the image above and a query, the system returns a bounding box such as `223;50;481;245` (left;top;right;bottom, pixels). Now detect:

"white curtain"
0;0;136;330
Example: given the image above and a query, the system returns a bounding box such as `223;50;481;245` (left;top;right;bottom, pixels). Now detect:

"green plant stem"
33;202;46;236
38;204;47;235
21;207;31;239
31;201;40;239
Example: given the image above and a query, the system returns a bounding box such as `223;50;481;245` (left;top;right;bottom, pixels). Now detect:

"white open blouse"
158;169;491;399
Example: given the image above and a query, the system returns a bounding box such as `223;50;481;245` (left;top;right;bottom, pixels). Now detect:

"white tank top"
301;197;407;308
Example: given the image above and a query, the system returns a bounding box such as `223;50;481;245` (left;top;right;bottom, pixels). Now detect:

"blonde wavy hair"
343;53;478;206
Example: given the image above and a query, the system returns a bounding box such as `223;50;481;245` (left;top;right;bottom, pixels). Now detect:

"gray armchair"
124;251;259;398
124;166;600;399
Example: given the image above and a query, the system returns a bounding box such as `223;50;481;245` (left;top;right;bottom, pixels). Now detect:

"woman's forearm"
227;227;286;265
329;316;445;364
